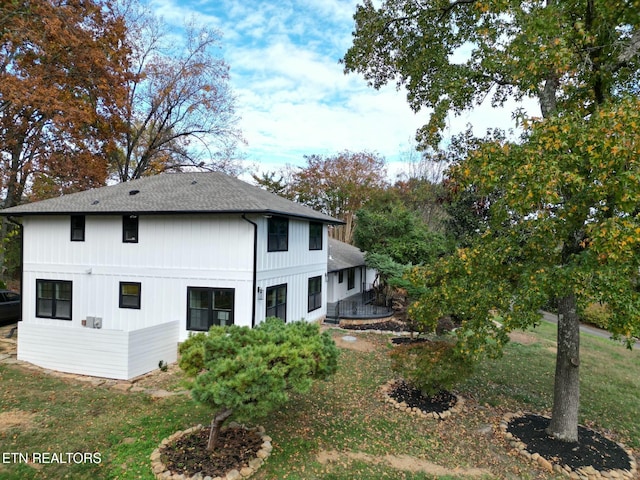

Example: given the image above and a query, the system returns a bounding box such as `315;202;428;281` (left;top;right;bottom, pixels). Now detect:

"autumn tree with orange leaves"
0;0;131;206
256;151;388;243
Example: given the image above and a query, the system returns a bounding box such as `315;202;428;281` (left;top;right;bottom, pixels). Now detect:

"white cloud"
143;0;536;173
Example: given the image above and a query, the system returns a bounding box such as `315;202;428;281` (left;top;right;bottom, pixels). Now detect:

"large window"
36;280;72;320
267;217;288;252
70;215;85;242
309;222;323;250
308;276;322;312
122;215;139;243
187;287;235;331
266;284;287;321
119;282;141;309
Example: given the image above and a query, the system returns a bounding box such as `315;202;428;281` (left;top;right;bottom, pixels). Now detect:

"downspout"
241;214;258;328
7;216;23;320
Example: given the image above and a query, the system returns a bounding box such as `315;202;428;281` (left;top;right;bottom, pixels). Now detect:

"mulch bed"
507;413;632;473
390;336;430;345
388;380;457;414
341;320;408;332
161;426;263;478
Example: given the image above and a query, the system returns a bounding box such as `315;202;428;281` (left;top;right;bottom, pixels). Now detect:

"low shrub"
581;302;611;329
388;339;475;397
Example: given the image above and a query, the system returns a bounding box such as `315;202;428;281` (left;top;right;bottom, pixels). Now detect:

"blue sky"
145;0;538;179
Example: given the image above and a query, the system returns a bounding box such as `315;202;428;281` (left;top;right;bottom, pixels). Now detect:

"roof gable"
1;172;342;224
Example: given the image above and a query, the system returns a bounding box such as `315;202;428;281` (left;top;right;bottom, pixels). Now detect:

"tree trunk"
207;408;233;451
547;294;580;442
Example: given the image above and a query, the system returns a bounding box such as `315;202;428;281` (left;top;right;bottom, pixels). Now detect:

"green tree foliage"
343;0;640;149
354;203;448;266
178;318;339;451
389;340;475;397
409;97;640;441
344;0;640;443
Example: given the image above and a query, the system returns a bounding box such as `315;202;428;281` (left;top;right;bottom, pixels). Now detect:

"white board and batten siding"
253;216;329;325
22;214;254;338
19;213;330;379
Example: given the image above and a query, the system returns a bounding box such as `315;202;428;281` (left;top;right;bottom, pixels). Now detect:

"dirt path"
317;450;491;477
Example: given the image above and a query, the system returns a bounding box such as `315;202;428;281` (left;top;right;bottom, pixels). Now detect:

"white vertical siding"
327;266;367;303
253;217;328;324
22;215;254;340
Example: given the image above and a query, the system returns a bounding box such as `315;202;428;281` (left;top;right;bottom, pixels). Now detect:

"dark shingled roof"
328;238;366;272
0;172;342;224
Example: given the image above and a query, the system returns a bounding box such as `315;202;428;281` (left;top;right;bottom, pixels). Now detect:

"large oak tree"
344;0;640;442
1;0;131;206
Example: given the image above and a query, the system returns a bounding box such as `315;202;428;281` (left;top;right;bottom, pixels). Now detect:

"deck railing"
326;284;393;321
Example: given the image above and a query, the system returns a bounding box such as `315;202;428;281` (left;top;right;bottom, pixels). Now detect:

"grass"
0;322;638;480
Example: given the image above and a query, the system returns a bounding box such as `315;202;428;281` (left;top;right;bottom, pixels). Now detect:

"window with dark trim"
123;215;139;243
119;282;141;309
347;268;355;290
187;287;235;331
308;276;322;312
309;222;323;250
338;271;344;284
266;284;287;321
70;215;85;242
267;217;288;252
36;279;72;320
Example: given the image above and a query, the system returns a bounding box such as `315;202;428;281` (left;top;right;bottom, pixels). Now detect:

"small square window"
36;279;72;320
119;282;141;309
123;215;138;243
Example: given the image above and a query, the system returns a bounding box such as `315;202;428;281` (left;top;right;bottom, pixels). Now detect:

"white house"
1;172;342;380
326;237;377;305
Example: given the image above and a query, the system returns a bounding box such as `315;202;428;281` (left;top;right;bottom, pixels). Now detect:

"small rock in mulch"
389;380;457;414
161;426;263;478
507;413;632;473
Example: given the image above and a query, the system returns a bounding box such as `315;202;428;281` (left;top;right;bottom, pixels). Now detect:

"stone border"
150;422;272;480
380;379;465;420
499;412;638;479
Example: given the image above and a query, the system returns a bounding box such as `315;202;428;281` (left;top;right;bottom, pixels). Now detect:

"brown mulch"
507;413;632;473
161;427;263;478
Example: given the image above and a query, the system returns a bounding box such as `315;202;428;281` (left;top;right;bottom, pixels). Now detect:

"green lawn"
0;322;637;480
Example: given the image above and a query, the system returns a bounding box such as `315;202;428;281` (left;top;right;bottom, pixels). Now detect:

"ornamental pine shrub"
388;339;475;397
178;318;339;451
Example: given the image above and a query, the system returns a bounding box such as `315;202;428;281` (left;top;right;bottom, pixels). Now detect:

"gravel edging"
380;379;465;420
150;423;272;480
499;412;638;479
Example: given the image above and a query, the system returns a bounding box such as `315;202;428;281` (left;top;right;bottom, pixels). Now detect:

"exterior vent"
129;189;140;196
91;200;99;205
